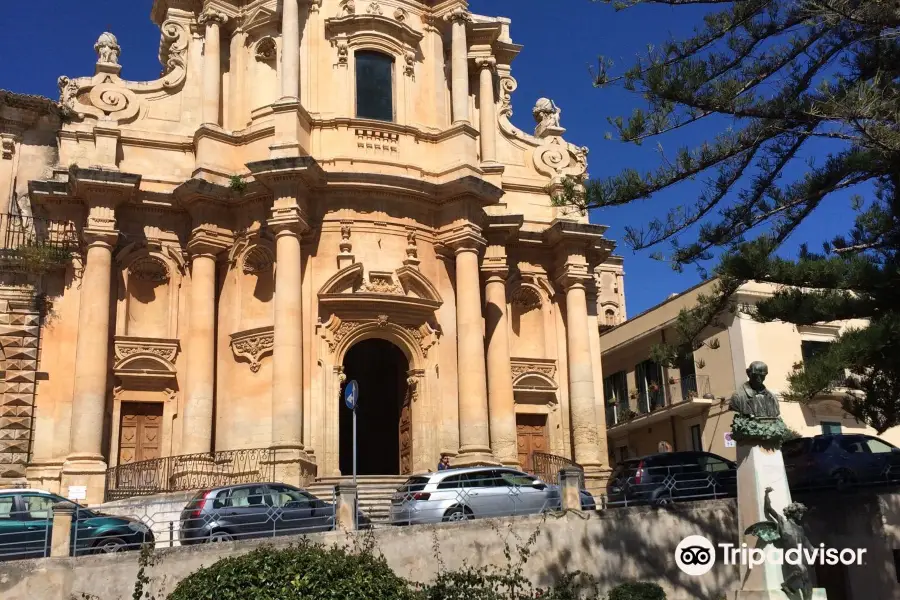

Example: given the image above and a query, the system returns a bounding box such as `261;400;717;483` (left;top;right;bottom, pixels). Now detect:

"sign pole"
343;379;360;488
353;405;357;486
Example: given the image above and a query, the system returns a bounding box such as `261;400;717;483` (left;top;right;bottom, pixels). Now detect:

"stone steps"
306;475;409;522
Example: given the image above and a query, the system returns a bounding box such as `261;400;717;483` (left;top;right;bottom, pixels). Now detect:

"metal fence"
104;448;277;502
605;462;736;508
530;451;585;490
0;212;78;252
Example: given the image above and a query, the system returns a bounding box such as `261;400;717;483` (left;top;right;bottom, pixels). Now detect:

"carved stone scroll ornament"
496;78;590;188
339;0;355;16
335;41;349;67
198;8;229;28
367;2;383;15
510;360;557;381
158;20;189;87
510;286;542;311
230;326;275;373
242;246;274;274
404;50;415;79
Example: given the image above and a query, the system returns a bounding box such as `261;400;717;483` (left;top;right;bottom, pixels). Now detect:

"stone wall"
0;283;40;485
0;501;739;600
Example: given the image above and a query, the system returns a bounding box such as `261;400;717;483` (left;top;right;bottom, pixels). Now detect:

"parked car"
0;488;154;561
605;451;737;507
179;482;370;545
389;467;594;526
782;434;900;491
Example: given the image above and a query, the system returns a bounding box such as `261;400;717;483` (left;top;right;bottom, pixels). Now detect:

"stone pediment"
325;2;424;57
113;336;180;387
318;262;442;320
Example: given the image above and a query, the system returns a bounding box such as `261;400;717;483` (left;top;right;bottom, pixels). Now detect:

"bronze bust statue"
729;361;780;418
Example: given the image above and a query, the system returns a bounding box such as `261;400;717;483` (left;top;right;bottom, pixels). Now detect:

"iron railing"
531;451;585;489
667;374;712;405
104;448;277;502
0;213;78;252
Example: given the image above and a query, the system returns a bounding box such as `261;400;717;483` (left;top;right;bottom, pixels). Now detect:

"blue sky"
0;0;856;315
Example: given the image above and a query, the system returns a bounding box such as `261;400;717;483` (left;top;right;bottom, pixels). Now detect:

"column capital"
82;227;119;249
555;264;592;291
475;57;497;71
198;7;228;27
481;261;509;282
441;231;486;255
188;225;233;257
268;205;310;235
445;7;472;24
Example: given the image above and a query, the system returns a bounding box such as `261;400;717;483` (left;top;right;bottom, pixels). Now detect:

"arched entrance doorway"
340;338;410;476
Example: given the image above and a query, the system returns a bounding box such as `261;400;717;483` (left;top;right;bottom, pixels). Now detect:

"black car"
179;482;370;545
783;434;900;491
606;451;737;506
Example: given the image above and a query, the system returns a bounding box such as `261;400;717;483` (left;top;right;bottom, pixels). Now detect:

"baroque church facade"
0;0;626;503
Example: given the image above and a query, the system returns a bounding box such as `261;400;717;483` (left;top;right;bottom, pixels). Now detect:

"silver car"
389;466;570;525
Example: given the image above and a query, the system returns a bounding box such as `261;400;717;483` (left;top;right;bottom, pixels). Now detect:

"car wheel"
208;530;234;543
94;537;127;554
442;506;471;522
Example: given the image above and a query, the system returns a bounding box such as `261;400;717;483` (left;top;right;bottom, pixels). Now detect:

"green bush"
166;540;418;600
607;582;666;600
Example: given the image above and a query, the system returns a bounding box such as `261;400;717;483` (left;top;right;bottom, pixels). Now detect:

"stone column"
482;262;518;467
268;209;310;483
182;242;219;455
199;8;228;125
281;0;300;99
446;8;471;124
476;57;498;164
64;230;117;471
560;272;605;475
453;240;496;466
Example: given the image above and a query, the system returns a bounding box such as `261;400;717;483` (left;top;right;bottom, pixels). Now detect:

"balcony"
607;374;714;435
0;213;78;273
667;374;712;405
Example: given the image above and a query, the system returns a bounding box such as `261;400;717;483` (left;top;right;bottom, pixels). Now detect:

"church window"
356;50;394;122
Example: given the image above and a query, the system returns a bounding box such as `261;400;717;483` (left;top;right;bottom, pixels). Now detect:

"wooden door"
118;402;163;466
399;389;412;475
516;414;549;473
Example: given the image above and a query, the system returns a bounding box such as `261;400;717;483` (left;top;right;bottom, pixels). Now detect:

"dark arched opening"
340;338;409;475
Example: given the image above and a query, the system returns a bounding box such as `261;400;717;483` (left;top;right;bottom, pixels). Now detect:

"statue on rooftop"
533;98;562;137
95;32;121;65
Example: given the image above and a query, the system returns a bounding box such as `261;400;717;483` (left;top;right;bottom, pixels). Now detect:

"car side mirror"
532;480;546;490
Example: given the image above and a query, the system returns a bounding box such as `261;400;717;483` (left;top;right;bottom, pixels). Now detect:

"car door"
863;436;899;483
0;494;31;561
17;493;59;557
670;453;707;500
268;485;330;535
462;470;511;518
836;436;874;482
498;470;550;514
222;485;275;540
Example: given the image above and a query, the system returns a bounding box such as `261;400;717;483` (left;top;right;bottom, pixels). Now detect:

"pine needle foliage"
560;0;900;431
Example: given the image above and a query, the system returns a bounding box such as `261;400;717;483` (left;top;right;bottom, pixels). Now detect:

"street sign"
344;379;359;410
344;379;359;485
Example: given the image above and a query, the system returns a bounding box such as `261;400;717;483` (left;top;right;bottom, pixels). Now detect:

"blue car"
783;434;900;491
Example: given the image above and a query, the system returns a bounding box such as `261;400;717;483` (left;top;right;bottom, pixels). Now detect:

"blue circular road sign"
344;380;359;410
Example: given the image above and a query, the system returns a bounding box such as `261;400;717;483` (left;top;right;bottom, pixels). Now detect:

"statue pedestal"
735;444;793;593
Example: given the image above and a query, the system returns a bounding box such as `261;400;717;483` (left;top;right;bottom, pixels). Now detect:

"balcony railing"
104;448;277;501
0;213;77;251
667;374;712;404
531;451;585;489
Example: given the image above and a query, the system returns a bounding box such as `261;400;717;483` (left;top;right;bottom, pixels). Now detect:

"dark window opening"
821;421;842;436
690;425;703;451
801;340;831;363
356;50;394;122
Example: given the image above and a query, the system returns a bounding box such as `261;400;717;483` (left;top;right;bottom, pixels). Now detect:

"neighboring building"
600;279;899;464
0;1;627;502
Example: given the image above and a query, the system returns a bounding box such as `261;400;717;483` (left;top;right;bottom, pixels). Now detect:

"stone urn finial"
95;32;121;66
